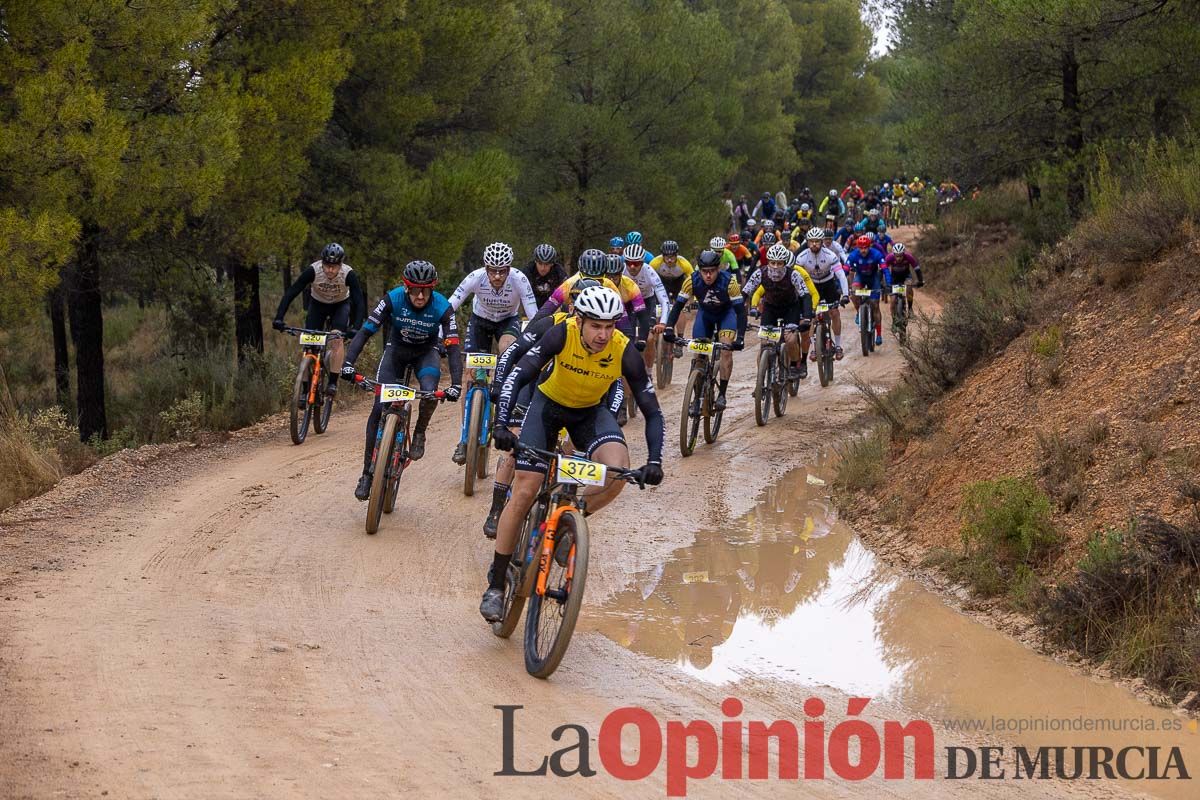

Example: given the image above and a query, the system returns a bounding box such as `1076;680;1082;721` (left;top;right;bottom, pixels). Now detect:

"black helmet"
321;242;345;264
533;243;557;263
660;240;679;256
403;260;437;286
603;253;624;275
568;277;602;304
578;248;606;277
697;249;722;269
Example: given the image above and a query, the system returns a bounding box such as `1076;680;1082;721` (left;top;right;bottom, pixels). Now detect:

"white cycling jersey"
825;239;848;265
449;268;539;322
795;247;848;295
624;265;670;323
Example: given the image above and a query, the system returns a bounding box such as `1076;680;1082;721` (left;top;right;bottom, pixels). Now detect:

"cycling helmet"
855;235;873;248
622;243;646;264
661;240;679;256
403;259;438;286
728;233;741;244
883;182;890;189
868;208;880;217
603;252;624;275
709;236;727;250
578;248;606;277
321;242;345;264
483;242;514;269
762;219;775;230
574;286;624;321
568;277;602;304
609;235;625;249
533;243;557;263
761;232;777;247
806;227;825;242
829;189;838;197
892;242;906;255
626;231;643;245
766;243;791;263
800;203;811;211
696;249;722;269
739;229;751;242
746;218;757;229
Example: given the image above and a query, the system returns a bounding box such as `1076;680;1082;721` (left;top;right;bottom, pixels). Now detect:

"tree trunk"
48;282;71;409
231;254;264;363
1061;44;1085;217
67;224;107;441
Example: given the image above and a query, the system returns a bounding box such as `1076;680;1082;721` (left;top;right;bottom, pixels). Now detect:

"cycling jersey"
449;267;538;322
650;254;693;280
625;265;670;324
748;265;819;309
275;262;365;328
835;224;857;247
855;217;888;236
741;267;811;309
795;247;847;290
347;287;464;385
819;196;846;218
520;260;567;309
824;239;849;265
719;248;739;272
846;249;889;292
884;251;922;281
668;270;742;320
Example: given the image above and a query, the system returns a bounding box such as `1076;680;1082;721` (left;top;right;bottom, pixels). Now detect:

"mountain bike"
812;298;848;388
751;323;800;426
459;352;497;496
282;327;352;445
351;372;444;535
854;288;878;356
672;336;734;456
489;444;646;678
890;283;910;344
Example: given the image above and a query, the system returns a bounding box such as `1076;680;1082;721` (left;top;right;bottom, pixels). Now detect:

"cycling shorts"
661;274;685;301
814;277;843;306
692;306;738;339
760;302;803;328
465;313;522;354
515;389;624;474
305;298;351;332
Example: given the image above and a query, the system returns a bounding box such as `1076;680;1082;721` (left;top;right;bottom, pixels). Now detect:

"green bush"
834;425;888;494
957;477;1060;597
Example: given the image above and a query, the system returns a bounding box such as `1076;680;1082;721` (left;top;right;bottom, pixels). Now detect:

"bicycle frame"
459;370;493;451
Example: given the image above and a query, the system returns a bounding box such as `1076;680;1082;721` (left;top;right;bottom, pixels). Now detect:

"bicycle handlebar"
350;375;446;401
282;326;356;340
514;444;648;489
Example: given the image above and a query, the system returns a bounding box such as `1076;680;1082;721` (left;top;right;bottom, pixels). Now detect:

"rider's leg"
717;328;736;403
360;347;397;477
578;439;631;514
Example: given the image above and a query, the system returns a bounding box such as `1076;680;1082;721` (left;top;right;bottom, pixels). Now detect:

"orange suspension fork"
306;353;321;404
535;502;579;596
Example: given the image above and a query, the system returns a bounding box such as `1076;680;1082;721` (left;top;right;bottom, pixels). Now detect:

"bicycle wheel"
860;304;872;357
493;498;546;639
787;343;800;396
289;359;314;445
383;412;406;514
820;327;835;387
680;368;703;457
868;304;877;352
655;339;673;389
366;413;397;534
463;390;485;496
894;297;908;344
772;350;788;417
523;510;589;679
753;348;771;427
313;388;333;434
703;375;723;443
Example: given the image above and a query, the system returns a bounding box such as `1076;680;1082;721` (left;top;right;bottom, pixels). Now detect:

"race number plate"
816;303;831;314
466;353;497;370
892;285;907;295
687;341;714;355
556;456;607;486
682;571;710;584
758;328;781;341
299;332;327;346
379;384;416;402
854;288;872;297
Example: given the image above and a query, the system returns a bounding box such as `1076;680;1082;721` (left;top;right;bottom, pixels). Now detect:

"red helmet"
728;233;741;244
855;235;873;248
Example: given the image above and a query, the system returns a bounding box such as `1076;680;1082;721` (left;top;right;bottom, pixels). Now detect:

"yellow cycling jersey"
614;274;642;306
650;254;693;280
537;316;629;408
558;272;620;298
751;265;819;308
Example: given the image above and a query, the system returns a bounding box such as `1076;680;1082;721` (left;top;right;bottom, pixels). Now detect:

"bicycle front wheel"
463;391;485;496
754;348;771;427
703;376;722;443
366;413;398;533
680;368;703;457
861;305;872;357
289;359;314;445
819;325;834;387
523;510;589;679
773;350;788;416
655;338;673;388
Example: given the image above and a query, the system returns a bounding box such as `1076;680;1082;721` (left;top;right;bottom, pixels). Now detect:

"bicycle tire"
772;349;788;417
703;375;722;443
861;304;872;357
463;391;485;496
819;325;834;387
493;499;546;639
754;347;771;427
523;510;589;679
313;389;333;434
680;368;703;457
655;339;673;389
289;359;313;445
383;410;406;514
894;296;908;344
366;413;397;534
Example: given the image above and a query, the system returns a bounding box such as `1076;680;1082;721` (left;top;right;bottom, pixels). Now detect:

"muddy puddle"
591;456;1200;798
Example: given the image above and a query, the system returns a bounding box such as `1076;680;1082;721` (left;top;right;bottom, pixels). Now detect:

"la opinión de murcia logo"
495;698;1192;797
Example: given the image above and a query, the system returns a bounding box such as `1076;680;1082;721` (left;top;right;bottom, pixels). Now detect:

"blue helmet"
609;235;625;249
626;231;643;245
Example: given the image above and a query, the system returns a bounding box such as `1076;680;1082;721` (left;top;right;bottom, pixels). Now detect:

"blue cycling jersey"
846;249;889;292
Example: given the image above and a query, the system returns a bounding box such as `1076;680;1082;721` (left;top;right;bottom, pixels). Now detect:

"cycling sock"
489;551;509;589
833;334;842;347
491;482;509;512
875;322;882;334
718;379;729;395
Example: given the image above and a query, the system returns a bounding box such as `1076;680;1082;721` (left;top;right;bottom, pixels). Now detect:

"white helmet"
892;242;906;255
622;243;646;263
829;189;838;197
573;286;624;321
868;208;880;217
766;243;791;263
482;242;514;269
762;219;775;230
746;218;757;229
800;203;810;211
709;236;727;250
805;227;825;242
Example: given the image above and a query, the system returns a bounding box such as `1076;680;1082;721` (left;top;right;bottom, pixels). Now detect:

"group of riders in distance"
271;177;929;676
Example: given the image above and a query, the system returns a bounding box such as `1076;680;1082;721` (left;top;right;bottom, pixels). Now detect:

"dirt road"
0;241;1149;798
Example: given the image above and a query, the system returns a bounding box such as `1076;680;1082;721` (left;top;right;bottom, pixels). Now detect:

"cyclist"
626;230;653;263
821;227;849;267
741;243;814;380
856;207;888;236
521;243;567;309
531;248;624;323
272;242;365;396
608;235;625;255
448;242;539;465
662;249;746;412
846;235;889;347
752;191;777;221
709;236;740;277
835;216;858;248
341;260;463;500
840;180;865;203
795;227;850;361
728;233;753;271
602;251;652;347
751;219;777;248
819;189;845;221
480;286;665;621
884;242;924;314
649;240;693;301
623;243;670;374
795;202;815;228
